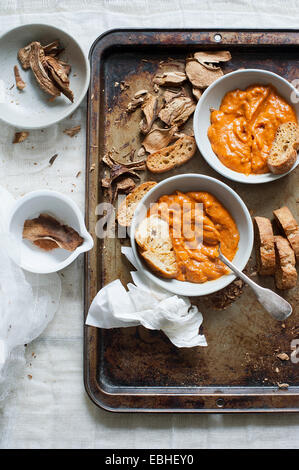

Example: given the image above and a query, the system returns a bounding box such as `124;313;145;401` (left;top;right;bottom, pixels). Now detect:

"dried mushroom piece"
43;40;64;57
18;44;32;70
13;131;29;143
14;65;26;90
137;147;147;158
193;50;231;67
139;93;159;134
18;40;73;102
158;96;196;127
103;153;146;171
158;58;185;73
163;87;186;104
153;71;186;87
102;153;146;203
185;59;223;88
23;214;84;252
63;125;81;137
126;90;148;112
29;42;61;98
142;125;178;154
113;177;136;202
46;56;74;102
56;59;71;77
192;87;202;101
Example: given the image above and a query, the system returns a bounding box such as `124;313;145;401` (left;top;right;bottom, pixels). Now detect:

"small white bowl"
193;69;299;184
7;190;94;274
0;23;90;129
130;174;253;297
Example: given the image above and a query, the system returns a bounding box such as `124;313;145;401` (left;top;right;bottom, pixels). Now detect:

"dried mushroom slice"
46;56;74;102
14;65;26;90
158;96;196;127
101;153;146;201
23;214;84;252
18;44;32;70
192;87;202;101
185;59;223;88
139;93;159;134
29;42;61;98
63;125;81;137
142;126;178;154
153;71;186;87
43;40;64;57
163;87;186;104
13;131;29;144
193;50;231;66
126;90;148;112
56;59;71;76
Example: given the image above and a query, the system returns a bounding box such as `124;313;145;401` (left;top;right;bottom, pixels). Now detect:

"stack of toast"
254;206;299;289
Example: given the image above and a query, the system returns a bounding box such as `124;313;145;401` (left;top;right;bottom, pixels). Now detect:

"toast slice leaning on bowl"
267;122;299;174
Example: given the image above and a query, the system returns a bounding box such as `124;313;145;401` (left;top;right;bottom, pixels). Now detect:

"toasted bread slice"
135;215;178;278
117;181;157;227
273;206;299;262
135;215;173;253
253;216;276;275
146;135;196;173
141;250;178;278
274;235;297;289
267;122;299;174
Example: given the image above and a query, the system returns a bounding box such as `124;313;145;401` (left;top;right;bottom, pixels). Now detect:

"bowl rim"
0;23;90;129
7;189;94;274
130;173;254;297
193;68;299;184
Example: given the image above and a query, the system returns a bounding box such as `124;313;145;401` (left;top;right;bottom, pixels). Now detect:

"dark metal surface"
85;29;299;412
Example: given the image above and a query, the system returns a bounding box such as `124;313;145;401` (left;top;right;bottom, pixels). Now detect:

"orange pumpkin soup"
149;191;239;283
208;85;297;175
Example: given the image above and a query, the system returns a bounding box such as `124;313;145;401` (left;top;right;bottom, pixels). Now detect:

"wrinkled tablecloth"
1;0;299;450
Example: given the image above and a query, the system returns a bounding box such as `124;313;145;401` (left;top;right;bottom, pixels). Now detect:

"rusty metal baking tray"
84;29;299;412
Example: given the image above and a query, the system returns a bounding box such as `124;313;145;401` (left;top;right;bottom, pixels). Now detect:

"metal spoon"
218;245;292;321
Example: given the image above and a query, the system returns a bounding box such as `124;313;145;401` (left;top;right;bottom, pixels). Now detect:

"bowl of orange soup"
130;174;253;297
193;69;299;183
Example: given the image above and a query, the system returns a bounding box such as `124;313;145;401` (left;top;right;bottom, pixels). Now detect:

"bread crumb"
277;383;289;389
277;353;289;361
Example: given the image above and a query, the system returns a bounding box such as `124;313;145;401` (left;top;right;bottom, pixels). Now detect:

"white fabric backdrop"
1;0;299;449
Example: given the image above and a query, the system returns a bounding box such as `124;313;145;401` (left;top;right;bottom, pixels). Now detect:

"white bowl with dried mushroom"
7;190;94;273
0;23;90;129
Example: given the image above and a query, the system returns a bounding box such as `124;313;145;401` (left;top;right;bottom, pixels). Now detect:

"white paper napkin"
86;246;207;348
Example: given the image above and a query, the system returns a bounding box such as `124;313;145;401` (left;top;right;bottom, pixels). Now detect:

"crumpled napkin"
86;246;207;348
0;186;61;403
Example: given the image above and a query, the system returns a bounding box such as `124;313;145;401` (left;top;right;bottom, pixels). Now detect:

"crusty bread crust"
273;206;299;262
141;250;178;279
146;135;196;173
267;122;299;174
135;214;178;278
117;181;157;227
253;216;276;275
274;235;297;289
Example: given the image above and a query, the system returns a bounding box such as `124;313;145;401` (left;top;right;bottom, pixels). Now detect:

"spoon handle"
218;251;257;289
218;251;292;321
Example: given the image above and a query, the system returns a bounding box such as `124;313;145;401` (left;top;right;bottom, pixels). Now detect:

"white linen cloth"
1;0;299;450
0;187;61;403
86;247;207;348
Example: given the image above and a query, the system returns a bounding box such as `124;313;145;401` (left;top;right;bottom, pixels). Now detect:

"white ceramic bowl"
130;174;253;297
7;190;94;274
0;23;90;129
193;69;299;184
